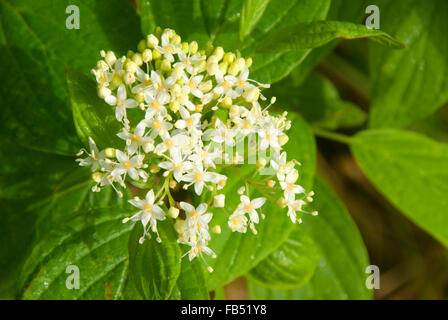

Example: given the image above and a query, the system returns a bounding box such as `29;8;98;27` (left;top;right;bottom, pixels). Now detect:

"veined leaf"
257;20;404;54
239;0;270;41
351;130;448;246
369;0;448;128
170;259;209;300
128;220;182;300
66;67;123;150
248;226;321;290
248;178;372;299
0;0;141;155
20;184;135;299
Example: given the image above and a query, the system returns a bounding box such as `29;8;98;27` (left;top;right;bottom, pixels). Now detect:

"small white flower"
76;137;105;171
185;242;216;261
228;211;248;233
111;150;146;181
158;148;193;182
117;122;153;154
182;164;215;195
105;84;138;123
286;199;306;223
280;171;306;201
125;190;166;233
156;30;180;61
234;195;266;224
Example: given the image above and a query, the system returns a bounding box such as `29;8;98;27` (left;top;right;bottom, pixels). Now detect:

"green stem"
312;127;353;145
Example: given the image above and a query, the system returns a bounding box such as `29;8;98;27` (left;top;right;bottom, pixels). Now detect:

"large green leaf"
202;113;316;289
351;130;448;246
268;72;366;130
216;0;331;84
0;142;77;297
257;21;404;54
0;0;141;155
239;0;270;41
66;67;123;149
0;141;75;201
369;0;448;128
170;259;210;300
128;220;182;300
291;0;367;86
20;184;136;299
248;226;321;290
248;178;372;299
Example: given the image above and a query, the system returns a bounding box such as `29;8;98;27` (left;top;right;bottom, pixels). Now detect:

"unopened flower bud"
161;59;171;71
132;53;143;66
168;207;180;219
189;41;198;54
103;52;116;68
278;134;289;146
98;87;111;99
205;44;214;56
212;225;221;234
147;34;159;48
104;147;115;158
92;172;103;183
245;57;253;67
207;63;219;75
267;180;276;188
243;87;260;102
213;46;224;61
142;49;152;63
181;42;189;53
256;158;267;169
223;52;235;64
277;197;287;208
137;39;146;53
220;96;232;109
152;49;162;60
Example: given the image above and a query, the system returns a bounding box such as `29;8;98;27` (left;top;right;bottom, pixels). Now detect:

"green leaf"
351;130;448;247
290;0;368;86
0;142;77;297
170;259;210;300
0;140;75;201
239;0;270;41
202;113;316;290
128;220;182;300
269;72;366;130
66;67;123;149
20;186;135;299
218;0;332;84
257;20;404;54
0;0;141;155
248;178;372;299
369;0;448;128
248;226;321;290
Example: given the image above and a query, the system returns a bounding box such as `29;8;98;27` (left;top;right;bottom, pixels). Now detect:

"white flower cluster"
77;28;315;271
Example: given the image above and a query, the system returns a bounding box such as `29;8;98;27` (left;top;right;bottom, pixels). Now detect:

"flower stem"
312;127;353;145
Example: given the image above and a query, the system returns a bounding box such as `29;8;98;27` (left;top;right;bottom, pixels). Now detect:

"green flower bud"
137;39;146;53
189;41;198;54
